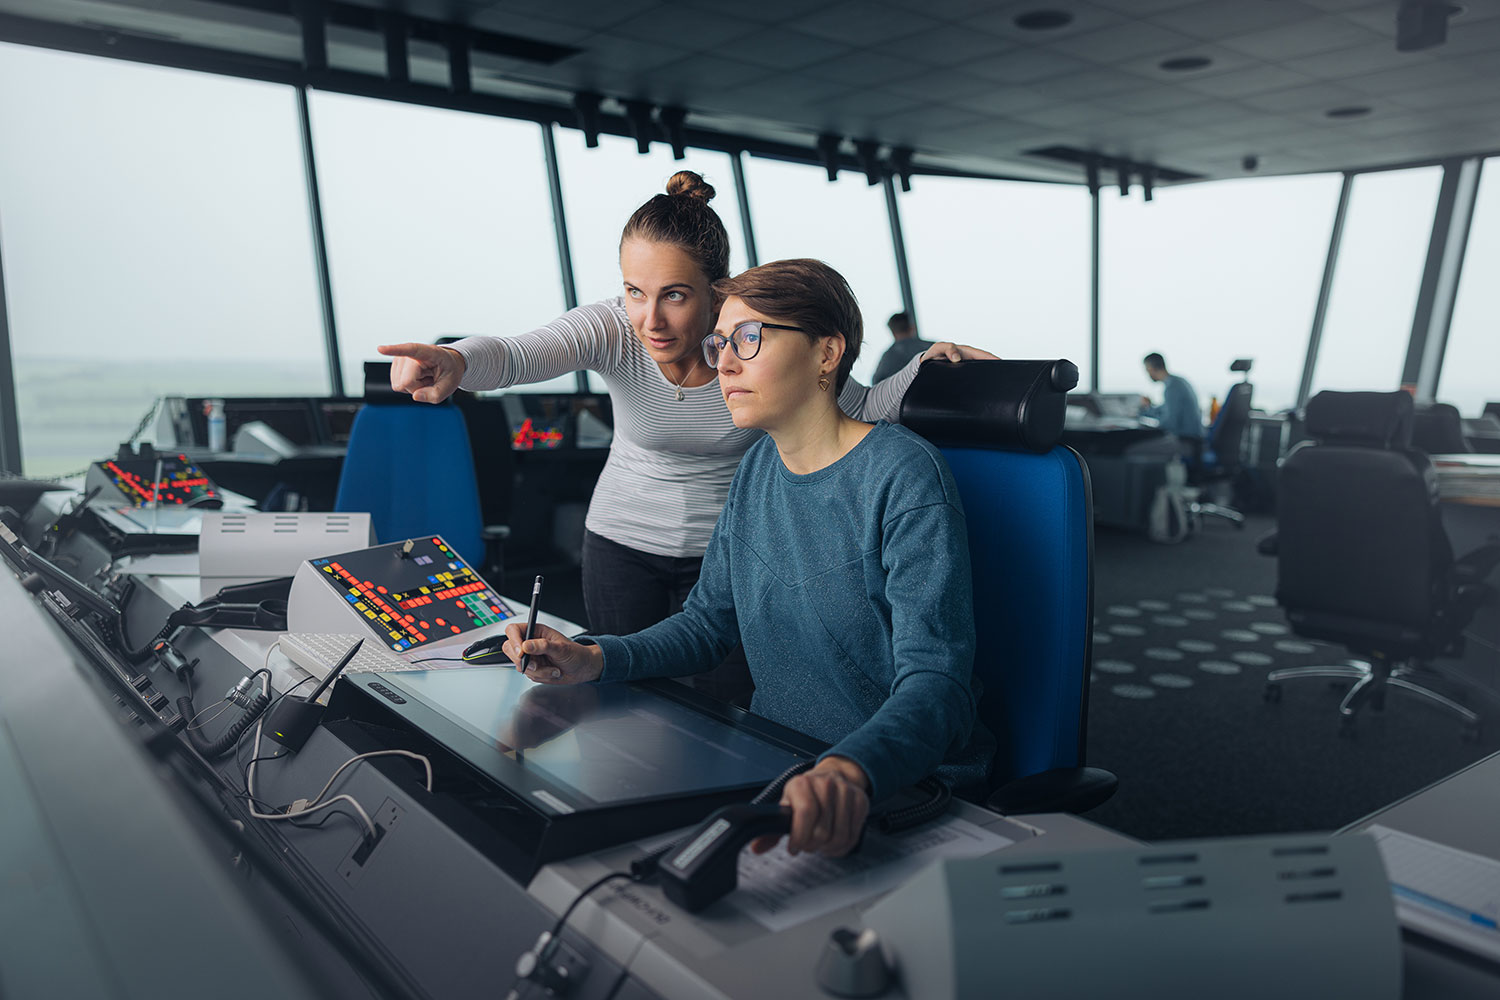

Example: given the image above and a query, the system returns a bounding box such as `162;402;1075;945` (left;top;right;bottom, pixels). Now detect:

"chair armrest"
1256;531;1278;556
985;766;1117;816
1453;539;1500;585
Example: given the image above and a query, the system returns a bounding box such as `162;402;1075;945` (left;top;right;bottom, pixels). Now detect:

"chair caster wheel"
1263;683;1282;703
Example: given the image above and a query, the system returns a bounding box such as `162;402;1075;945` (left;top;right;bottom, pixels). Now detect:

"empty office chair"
1260;390;1500;738
1410;401;1471;455
335;367;487;572
1186;367;1254;528
903;359;1116;814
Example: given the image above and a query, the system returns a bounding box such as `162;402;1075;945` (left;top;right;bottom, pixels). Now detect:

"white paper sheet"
727;813;1014;932
1367;823;1500;962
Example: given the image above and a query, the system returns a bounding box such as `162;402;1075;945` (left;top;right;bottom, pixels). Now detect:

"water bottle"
206;398;227;452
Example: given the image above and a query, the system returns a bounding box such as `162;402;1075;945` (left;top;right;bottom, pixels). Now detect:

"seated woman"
500;259;994;858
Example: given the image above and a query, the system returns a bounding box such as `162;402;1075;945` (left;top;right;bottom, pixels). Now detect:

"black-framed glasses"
702;320;805;368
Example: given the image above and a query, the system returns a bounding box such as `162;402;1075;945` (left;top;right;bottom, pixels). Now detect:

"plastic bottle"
206;398;227;452
1209;395;1220;422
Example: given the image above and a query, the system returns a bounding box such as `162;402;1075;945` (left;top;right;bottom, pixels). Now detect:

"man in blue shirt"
1140;352;1205;453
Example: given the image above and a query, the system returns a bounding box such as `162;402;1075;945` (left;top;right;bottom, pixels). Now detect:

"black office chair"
1260;390;1500;738
1186;370;1253;528
1410;401;1471;455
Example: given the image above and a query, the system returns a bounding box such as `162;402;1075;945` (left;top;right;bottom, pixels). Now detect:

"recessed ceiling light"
1014;10;1074;31
1325;106;1373;119
1159;56;1212;72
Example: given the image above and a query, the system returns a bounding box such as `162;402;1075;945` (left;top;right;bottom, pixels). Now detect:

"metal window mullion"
0;232;21;474
730;151;758;269
1401;158;1464;394
883;174;915;323
1296;172;1354;409
297;86;343;397
1414;157;1482;401
1090;186;1100;392
540;123;587;392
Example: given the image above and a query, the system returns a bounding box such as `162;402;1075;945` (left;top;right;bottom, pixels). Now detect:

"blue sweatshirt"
592;421;995;803
1142;373;1205;440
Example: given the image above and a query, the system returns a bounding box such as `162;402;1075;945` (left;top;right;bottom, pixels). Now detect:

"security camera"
1241;155;1260;172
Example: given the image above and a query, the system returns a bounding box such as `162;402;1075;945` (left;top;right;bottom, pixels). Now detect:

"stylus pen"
518;575;544;675
308;638;364;703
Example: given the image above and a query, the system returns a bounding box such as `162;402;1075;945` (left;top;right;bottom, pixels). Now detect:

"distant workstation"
5;355;1499;1000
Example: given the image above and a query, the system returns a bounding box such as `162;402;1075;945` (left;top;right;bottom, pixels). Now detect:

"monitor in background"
318;400;362;445
84;445;221;509
499;393;613;450
177;397;324;449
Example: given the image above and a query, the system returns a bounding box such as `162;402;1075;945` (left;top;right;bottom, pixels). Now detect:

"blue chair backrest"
902;359;1095;790
941;445;1093;785
334;402;485;568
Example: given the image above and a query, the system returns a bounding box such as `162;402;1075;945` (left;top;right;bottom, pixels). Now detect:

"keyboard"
279;631;421;681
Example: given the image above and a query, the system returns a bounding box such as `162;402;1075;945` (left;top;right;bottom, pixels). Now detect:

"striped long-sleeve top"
447;298;926;558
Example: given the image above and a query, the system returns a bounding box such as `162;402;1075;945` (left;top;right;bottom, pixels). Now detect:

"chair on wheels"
1186;364;1254;529
1259;390;1500;738
903;359;1116;814
334;365;491;576
1410;401;1470;455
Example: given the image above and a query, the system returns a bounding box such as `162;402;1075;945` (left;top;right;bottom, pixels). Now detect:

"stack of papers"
1431;454;1500;503
1367;824;1500;962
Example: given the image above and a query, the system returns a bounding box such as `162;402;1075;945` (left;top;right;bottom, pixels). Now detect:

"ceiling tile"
1278;41;1437;80
808;88;923;119
611;7;764;51
1340;61;1483;96
1041;67;1159;100
881;70;1000;103
1219;15;1386;60
1148;1;1326;40
1096;83;1210;113
1087;0;1202;14
880;0;1008;18
959;48;1095;84
1239;82;1372;113
679;0;837;23
948;86;1061;115
1151;101;1249;130
803;49;926;87
789;2;947;46
495;0;663;30
870;23;1016;64
1114;42;1259;81
961;1;1126;43
704;27;850;69
1008;102;1127;128
1047;21;1200;62
1176;63;1320;98
561;34;695;73
873;103;989;136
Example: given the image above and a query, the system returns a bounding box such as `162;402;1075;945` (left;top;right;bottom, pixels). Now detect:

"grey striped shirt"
448;298;925;558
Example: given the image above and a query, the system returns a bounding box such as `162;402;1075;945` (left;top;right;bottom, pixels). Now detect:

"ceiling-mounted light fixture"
1325;105;1373;119
1396;0;1460;52
816;133;842;182
1159;55;1212;72
855;140;882;186
659;106;688;160
573;92;602;148
623;100;654;154
1014;10;1074;31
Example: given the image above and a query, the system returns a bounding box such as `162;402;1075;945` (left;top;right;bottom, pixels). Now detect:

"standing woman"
380;171;990;704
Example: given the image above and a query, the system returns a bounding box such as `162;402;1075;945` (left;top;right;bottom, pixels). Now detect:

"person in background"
1140;352;1205;454
871;311;935;382
498;259;994;859
379;172;996;707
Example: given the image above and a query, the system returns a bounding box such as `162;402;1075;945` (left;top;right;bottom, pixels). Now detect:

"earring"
818;375;831;392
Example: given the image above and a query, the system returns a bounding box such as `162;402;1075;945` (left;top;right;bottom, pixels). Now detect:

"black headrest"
1304;390;1413;448
900;359;1078;454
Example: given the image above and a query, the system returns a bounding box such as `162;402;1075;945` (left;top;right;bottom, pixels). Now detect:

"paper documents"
727;814;1013;932
1367;824;1500;962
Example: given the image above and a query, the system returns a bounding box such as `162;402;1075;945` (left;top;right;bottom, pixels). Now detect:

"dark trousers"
580;530;754;707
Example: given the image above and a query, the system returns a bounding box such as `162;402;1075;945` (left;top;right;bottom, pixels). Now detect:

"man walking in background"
872;312;934;382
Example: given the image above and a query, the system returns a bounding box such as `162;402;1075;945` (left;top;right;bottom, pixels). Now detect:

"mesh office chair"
335;369;487;573
1186;370;1254;528
1260;390;1500;738
903;359;1116;814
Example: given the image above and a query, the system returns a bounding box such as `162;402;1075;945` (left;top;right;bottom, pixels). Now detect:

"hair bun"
666;170;715;203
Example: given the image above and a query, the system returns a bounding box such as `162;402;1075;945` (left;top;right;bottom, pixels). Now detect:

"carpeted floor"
1084;513;1500;842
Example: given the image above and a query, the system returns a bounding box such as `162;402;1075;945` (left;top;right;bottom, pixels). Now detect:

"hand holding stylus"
501;622;602;685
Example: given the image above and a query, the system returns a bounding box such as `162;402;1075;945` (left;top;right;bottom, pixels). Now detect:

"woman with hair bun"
380;171;993;706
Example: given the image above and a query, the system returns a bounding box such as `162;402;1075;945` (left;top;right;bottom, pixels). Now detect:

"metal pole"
883;174;916;323
1409;158;1481;401
1296;172;1354;409
0;228;21;474
1090;187;1100;392
540;124;587;391
730;151;758;268
296;86;344;397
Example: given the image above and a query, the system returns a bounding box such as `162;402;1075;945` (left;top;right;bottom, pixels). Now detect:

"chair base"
1263;657;1481;739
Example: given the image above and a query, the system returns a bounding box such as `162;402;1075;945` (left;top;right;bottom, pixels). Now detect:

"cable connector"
287;798;312;815
226;674;259;708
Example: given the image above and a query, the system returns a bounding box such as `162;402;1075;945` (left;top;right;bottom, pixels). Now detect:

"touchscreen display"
384;667;804;806
306;537;515;652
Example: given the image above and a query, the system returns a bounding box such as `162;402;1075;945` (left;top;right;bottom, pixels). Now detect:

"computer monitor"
85;449;221;509
499;393;614;450
179;397;324;449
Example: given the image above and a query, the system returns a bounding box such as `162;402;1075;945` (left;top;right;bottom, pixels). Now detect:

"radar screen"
307;536;516;652
89;453;220;508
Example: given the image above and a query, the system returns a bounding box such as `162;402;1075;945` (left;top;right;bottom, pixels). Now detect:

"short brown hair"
620;170;731;283
713;259;863;391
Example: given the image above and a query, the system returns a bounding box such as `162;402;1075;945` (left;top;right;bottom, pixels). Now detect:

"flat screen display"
306;537;516;652
93;454;219;508
381;667;805;808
